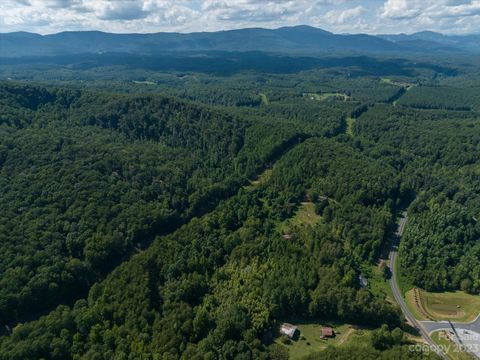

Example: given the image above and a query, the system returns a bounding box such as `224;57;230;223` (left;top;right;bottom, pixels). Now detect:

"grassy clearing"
276;323;371;359
405;289;430;321
381;78;395;85
431;331;475;360
346;117;355;137
132;80;156;85
303;92;351;102
398;251;480;323
365;263;394;302
259;93;270;105
292;202;321;226
278;202;322;235
395;252;414;298
380;78;414;88
247;168;272;189
395;253;426;322
406;290;480;322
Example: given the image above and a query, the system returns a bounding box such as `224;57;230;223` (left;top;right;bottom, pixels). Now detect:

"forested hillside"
354;99;480;293
0;133;404;359
2;52;480;359
0;79;430;359
0;83;304;328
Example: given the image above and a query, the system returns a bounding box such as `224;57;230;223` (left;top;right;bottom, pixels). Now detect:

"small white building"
280;323;298;339
359;274;368;288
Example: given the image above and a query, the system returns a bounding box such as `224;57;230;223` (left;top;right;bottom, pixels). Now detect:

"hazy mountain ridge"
379;31;480;53
1;25;479;57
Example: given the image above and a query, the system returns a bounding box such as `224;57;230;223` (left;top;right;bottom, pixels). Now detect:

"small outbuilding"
280;323;298;339
321;327;335;339
359;274;368;288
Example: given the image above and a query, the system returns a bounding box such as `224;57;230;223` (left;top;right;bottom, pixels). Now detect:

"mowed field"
406;289;480;322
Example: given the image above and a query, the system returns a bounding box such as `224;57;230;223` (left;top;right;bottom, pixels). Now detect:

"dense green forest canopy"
0;83;305;327
1;52;480;359
353;101;480;293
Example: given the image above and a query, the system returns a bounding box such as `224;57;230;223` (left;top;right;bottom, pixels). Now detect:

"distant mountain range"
379;31;480;53
1;25;479;57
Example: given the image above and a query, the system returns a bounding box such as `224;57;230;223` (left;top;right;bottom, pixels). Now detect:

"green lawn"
275;323;371;359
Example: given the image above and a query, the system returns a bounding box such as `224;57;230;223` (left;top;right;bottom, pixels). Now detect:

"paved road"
388;212;449;360
422;317;480;359
421;322;480;360
422;316;480;334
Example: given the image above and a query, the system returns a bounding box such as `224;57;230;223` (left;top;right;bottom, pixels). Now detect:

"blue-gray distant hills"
1;25;479;57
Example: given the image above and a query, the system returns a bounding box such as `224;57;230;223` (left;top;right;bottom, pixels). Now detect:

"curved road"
422;315;480;334
388;212;449;360
422;317;480;359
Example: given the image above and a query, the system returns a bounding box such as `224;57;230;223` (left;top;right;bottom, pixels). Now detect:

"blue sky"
1;0;480;35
